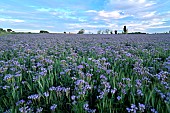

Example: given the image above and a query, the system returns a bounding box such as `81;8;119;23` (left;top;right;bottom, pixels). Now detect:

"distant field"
0;34;170;113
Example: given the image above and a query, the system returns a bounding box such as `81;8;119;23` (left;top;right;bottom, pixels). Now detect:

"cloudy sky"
0;0;170;33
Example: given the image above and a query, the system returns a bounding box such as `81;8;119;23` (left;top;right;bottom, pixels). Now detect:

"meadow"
0;34;170;113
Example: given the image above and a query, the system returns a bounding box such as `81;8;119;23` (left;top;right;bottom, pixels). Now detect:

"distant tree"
77;29;85;34
97;30;102;34
0;28;6;32
115;30;118;34
110;31;113;34
105;29;110;34
0;28;3;31
40;30;49;33
7;29;12;32
64;31;66;34
123;26;128;34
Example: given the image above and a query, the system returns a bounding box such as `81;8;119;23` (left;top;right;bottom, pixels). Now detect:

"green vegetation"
123;26;128;34
77;29;85;34
40;30;49;33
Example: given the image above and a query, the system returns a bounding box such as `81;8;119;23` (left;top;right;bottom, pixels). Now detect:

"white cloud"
68;22;121;34
142;11;156;18
86;10;129;21
107;0;156;10
12;29;40;33
86;10;97;13
105;0;157;18
0;18;24;23
36;8;51;12
68;23;107;29
122;17;168;32
98;10;128;19
150;25;170;29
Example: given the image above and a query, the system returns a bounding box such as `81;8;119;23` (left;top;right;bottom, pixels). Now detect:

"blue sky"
0;0;170;33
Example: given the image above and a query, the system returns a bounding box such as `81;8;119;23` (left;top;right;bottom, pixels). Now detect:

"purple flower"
83;103;89;110
71;95;76;100
130;104;138;113
137;89;144;96
126;53;132;57
3;74;13;81
77;65;84;69
111;88;117;94
43;92;49;97
126;108;131;112
26;100;32;105
28;94;40;100
138;103;145;112
16;99;25;106
36;107;43;113
117;96;121;101
19;106;33;113
2;85;10;89
50;104;57;111
151;108;158;113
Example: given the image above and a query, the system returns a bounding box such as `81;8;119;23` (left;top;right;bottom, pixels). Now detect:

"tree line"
1;27;170;34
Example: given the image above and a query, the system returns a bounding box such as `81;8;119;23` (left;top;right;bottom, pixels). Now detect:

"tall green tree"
77;29;85;34
7;29;12;32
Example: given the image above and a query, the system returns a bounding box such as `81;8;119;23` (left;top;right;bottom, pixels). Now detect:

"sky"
0;0;170;33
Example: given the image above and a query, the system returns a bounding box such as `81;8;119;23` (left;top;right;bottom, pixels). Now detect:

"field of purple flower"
0;34;170;113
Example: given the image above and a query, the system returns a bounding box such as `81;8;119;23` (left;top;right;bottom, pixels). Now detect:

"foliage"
0;28;6;32
123;26;128;34
115;30;118;34
7;29;12;32
40;30;49;33
77;29;85;34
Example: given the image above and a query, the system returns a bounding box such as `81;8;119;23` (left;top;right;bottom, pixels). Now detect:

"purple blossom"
2;85;10;89
19;106;33;113
117;96;121;101
26;100;32;105
111;88;117;94
36;107;43;113
151;108;158;113
130;104;138;113
83;103;89;110
126;108;131;112
50;104;57;111
71;95;76;100
43;92;49;97
137;89;144;96
16;99;25;106
77;65;84;69
138;103;145;112
3;74;13;81
28;94;40;100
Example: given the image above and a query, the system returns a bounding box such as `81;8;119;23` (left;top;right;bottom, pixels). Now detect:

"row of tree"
97;29;117;34
1;27;169;34
0;28;13;32
77;26;128;34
